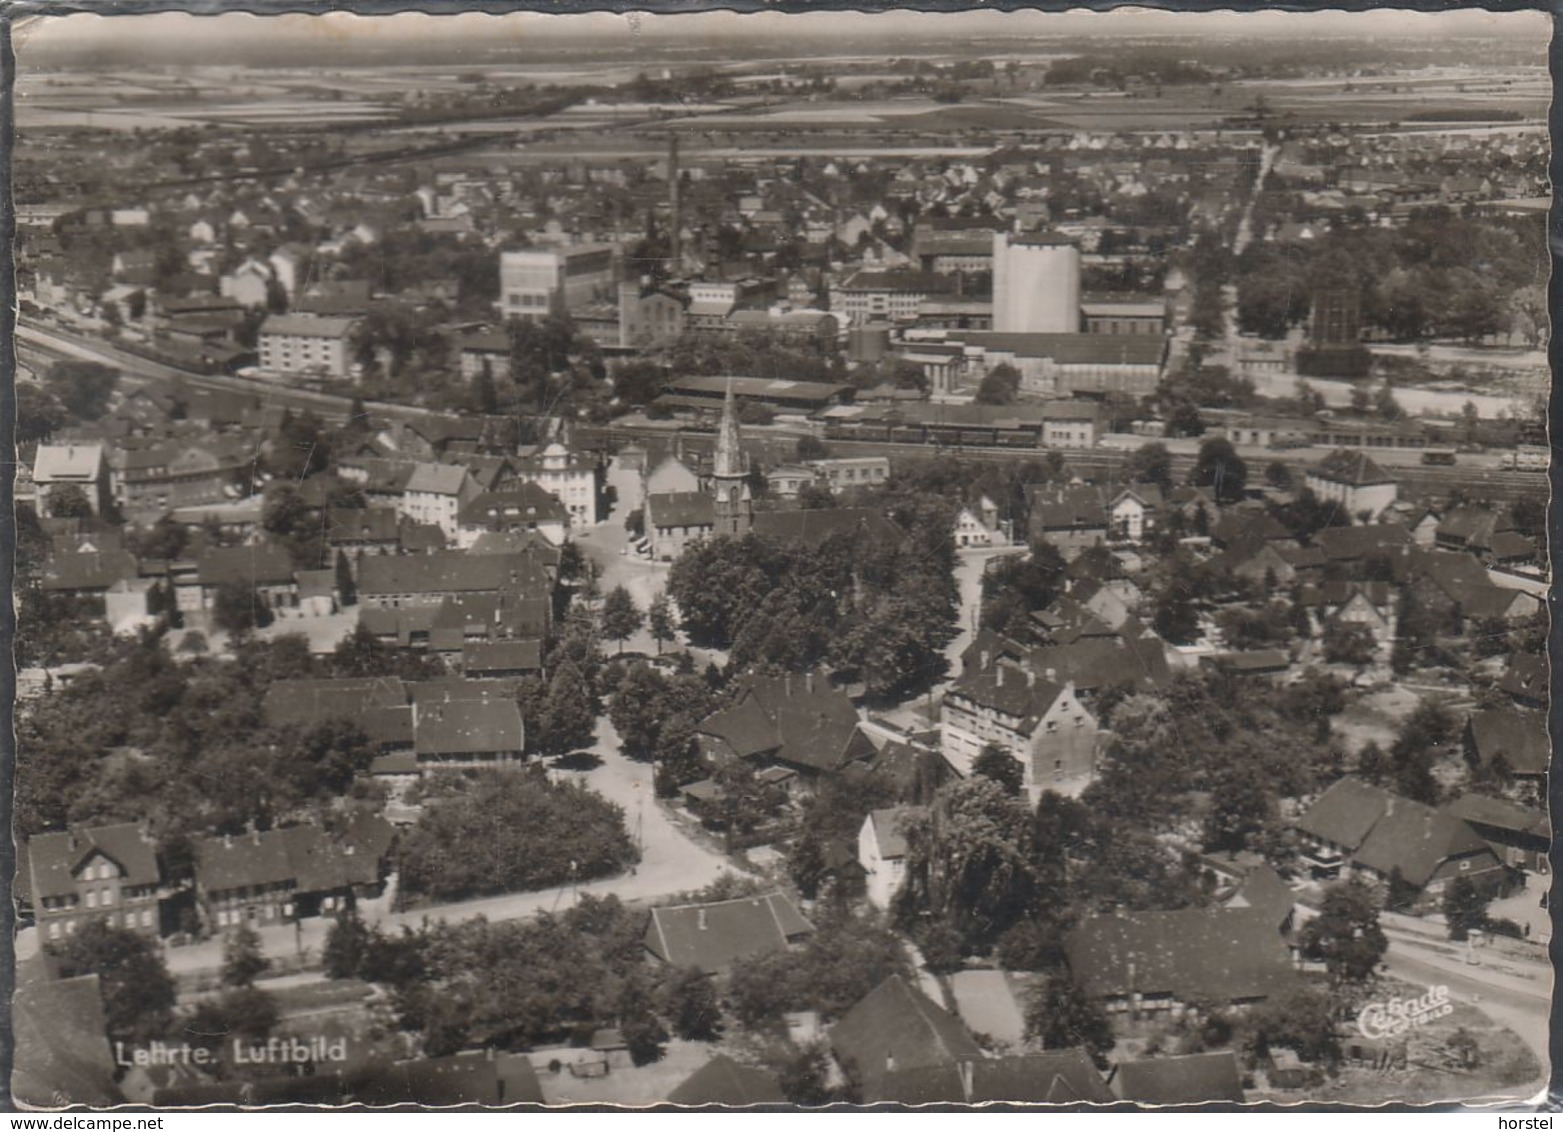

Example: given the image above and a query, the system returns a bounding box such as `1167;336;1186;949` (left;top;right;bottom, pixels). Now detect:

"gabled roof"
1465;709;1549;776
1498;653;1547;704
1027;636;1171;695
34;443;105;482
1113;1052;1244;1105
704;673;866;774
263;677;409;730
645;892;813;975
463;639;544;675
1064;908;1296;1002
358;552;550;598
413;697;524;757
667;1055;785;1106
751;508;906;549
969;1051;1115;1104
829;975;983;1085
1442;793;1549;842
459;484;569;528
192;544;296;587
260;313;357;338
1296;776;1397;850
25;823;161;900
40;550;140;593
12;975;123;1107
1309;449;1395;487
946;665;1068;730
1314;523;1412;562
866;806;924;860
405;462;472;497
647;491;715;531
328;507;402;544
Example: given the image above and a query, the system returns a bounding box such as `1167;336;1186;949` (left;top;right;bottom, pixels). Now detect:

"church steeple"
713;377;746;480
711;378;752;538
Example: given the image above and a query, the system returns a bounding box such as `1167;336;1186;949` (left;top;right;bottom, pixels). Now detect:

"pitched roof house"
1064;907;1297;1012
666;1056;785;1106
696;671;871;783
1110;1051;1245;1105
1463;709;1549;779
644;892;813;975
827;975;983;1098
1295;776;1505;897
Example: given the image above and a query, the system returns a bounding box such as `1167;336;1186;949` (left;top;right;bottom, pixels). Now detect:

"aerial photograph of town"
6;6;1552;1111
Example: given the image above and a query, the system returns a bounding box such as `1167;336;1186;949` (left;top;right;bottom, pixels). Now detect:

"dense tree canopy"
395;769;638;903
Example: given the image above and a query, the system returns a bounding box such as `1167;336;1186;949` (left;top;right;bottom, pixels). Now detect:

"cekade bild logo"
1356;984;1453;1040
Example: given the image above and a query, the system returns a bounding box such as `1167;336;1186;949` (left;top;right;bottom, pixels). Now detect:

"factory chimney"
668;134;682;273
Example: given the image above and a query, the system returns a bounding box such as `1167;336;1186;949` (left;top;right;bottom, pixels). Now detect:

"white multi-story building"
498;245;618;320
511;442;602;526
257;314;357;379
399;463;482;541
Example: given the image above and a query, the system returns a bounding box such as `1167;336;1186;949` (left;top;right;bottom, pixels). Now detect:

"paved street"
1382;936;1550;1104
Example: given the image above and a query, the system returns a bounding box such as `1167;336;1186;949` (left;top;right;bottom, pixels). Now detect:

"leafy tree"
51;921;177;1045
1242;984;1340;1064
1323;620;1376;667
395;771;638;902
893;777;1035;951
334;549;357;607
972;743;1025;797
323;908;373;979
1202;762;1275;853
976;363;1022;406
533;666;597;756
617;972;668;1066
1264;461;1293;491
1190;437;1248;503
796;434;830;462
661;966;722;1041
727;910;910;1031
767;1041;835;1106
599;585;643;654
1443;875;1490;942
221;924;271;988
1300;878;1387;987
1023;971;1115;1069
211;581;275;638
1125;442;1174;488
46;483;94;519
648;592;676;655
48;360;119;421
17;383;67;445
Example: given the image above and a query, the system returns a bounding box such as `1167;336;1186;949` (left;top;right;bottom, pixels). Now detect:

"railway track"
21;322;1550;506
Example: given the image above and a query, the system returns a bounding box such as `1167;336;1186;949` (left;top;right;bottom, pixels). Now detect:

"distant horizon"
16;7;1548;69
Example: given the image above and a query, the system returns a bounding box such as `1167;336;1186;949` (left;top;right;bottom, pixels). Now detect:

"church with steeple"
640;379;904;562
711;381;753;539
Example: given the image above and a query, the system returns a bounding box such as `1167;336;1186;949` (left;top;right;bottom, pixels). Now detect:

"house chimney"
1385;796;1395;816
224;833;234;849
996;666;1005;687
980;649;991;670
1045;668;1057;683
805;671;814;694
1026;668;1035;687
958;1060;975;1103
252;827;262;846
697;908;708;931
784;673;792;697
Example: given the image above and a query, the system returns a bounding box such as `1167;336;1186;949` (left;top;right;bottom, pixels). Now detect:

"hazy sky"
15;6;1548;63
